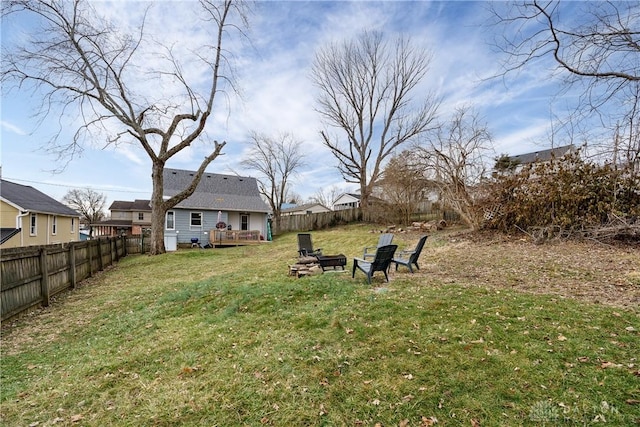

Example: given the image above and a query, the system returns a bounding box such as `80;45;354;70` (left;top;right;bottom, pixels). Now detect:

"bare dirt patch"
409;230;640;311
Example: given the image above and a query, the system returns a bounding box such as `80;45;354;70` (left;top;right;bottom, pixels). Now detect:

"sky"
1;1;574;209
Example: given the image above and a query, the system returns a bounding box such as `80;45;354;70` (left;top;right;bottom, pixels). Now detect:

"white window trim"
30;213;37;236
190;211;203;228
71;217;75;233
52;215;58;235
165;211;175;230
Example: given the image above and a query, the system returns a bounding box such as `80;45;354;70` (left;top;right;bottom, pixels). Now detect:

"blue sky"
1;1;572;207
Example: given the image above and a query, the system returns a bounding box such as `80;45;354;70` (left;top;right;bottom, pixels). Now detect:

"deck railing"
209;229;262;245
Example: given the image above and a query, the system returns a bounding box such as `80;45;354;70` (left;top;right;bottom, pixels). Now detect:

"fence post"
97;238;103;271
113;237;120;262
40;248;50;307
88;240;94;277
69;243;76;289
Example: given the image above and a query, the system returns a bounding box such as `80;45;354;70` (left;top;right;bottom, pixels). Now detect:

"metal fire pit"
315;254;347;271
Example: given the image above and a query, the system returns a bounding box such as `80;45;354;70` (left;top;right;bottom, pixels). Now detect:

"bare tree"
309;186;341;210
310;30;439;216
376;151;431;225
1;0;249;254
62;188;106;236
241;131;306;231
491;0;640;173
417;107;494;230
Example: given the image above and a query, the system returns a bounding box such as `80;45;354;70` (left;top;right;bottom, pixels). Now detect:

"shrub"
481;152;640;241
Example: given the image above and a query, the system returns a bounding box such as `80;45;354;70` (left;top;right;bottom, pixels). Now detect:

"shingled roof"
109;199;151;211
509;144;575;165
163;168;270;213
0;179;80;217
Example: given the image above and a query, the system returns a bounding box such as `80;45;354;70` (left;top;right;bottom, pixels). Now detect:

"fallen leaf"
403;373;414;380
471;419;480;427
371;399;380;406
557;334;567;341
421;416;438;426
601;361;622;369
70;414;84;423
400;419;409;427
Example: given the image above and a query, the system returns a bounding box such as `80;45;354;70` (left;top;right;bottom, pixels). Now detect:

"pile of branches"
583;214;639;244
480;153;640;245
526;214;639;245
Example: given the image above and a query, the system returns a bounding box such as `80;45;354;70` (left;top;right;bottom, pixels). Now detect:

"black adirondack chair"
352;244;398;284
362;233;394;259
392;235;428;273
297;233;322;257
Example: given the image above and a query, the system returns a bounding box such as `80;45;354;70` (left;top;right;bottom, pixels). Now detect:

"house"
92;199;152;237
333;193;361;210
162;168;271;248
0;178;80;248
281;202;331;216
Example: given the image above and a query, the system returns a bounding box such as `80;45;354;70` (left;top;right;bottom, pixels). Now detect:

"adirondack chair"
297;233;322;257
392;235;428;273
352;244;398;284
362;233;394;259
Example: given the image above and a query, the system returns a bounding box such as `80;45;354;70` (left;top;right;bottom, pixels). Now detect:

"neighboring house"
162;168;271;247
0;178;80;248
281;202;331;216
92;199;152;237
508;144;576;170
333;193;361;210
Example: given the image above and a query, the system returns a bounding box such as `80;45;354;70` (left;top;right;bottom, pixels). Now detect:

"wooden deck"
209;229;263;247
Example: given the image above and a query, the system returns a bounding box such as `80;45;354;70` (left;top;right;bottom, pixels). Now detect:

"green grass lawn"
1;224;639;426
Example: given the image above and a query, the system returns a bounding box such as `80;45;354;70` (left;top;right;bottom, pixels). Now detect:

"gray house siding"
165;209;229;246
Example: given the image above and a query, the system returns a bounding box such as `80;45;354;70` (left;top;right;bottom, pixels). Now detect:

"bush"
481;152;640;241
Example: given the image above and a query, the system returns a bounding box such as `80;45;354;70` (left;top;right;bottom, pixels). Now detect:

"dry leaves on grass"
415;232;640;310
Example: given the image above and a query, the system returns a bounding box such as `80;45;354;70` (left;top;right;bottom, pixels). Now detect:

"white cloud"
0;120;27;136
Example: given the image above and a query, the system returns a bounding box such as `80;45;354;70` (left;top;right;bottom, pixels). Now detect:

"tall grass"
1;225;639;426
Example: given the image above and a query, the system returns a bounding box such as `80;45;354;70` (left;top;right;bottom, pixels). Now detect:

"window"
71;217;75;232
191;212;203;227
240;214;249;231
52;216;57;235
30;213;37;235
138;213;144;221
165;211;175;230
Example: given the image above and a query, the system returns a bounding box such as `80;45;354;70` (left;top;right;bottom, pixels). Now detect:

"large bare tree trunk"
150;161;167;255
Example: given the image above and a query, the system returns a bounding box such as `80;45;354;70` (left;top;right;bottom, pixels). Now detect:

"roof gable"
333;193;361;204
0;179;80;217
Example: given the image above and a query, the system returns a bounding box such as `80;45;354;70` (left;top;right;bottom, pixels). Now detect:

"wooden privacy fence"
274;208;367;235
274;207;457;235
1;236;132;321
